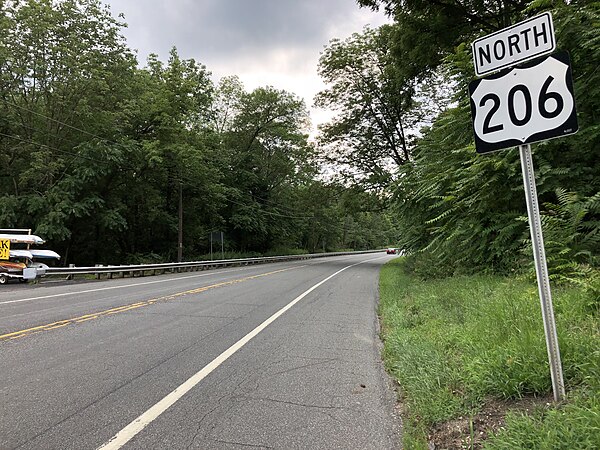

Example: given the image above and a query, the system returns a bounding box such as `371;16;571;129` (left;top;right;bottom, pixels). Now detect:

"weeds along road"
0;253;400;450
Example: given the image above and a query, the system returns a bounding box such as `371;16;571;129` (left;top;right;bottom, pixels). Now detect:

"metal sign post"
519;144;565;402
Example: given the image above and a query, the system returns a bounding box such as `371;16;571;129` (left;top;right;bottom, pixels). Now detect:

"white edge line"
0;270;238;305
0;255;360;306
97;255;385;450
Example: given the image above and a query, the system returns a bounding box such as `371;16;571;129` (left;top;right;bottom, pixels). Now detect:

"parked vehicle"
0;229;60;284
0;258;31;284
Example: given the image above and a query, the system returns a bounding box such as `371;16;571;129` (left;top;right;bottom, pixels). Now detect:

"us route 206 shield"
469;51;578;154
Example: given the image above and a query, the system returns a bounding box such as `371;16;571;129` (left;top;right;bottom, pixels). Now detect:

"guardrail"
44;250;383;281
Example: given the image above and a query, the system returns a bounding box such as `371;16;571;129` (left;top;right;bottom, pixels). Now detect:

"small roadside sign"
469;51;577;154
472;12;555;76
0;239;9;260
210;230;224;260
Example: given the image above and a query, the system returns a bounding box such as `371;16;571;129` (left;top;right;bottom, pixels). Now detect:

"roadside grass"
485;390;600;450
379;257;600;449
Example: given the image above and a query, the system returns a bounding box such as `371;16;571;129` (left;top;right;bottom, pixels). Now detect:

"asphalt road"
0;253;400;449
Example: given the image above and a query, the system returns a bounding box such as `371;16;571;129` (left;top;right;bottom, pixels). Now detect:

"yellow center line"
0;266;301;342
46;323;70;331
75;316;98;323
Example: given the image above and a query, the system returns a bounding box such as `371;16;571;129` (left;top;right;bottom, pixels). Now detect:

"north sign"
469;51;578;154
472;12;555;76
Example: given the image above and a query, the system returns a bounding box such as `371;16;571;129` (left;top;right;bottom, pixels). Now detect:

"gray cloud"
103;0;389;133
108;0;360;64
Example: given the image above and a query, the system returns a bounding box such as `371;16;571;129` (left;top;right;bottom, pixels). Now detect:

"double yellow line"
0;266;298;342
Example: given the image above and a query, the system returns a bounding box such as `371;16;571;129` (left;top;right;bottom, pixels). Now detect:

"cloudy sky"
102;0;390;134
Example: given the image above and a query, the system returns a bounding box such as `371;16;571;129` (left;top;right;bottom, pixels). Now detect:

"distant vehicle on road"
386;248;398;254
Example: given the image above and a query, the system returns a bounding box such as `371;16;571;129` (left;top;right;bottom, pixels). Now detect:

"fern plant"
527;189;600;305
543;190;599;260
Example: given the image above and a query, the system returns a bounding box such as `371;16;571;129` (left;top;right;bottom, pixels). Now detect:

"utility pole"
220;231;224;260
177;180;183;262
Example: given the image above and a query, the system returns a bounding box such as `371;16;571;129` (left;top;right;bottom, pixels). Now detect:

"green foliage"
366;3;600;447
0;0;394;264
315;25;449;187
223;85;314;251
316;26;413;176
357;0;532;80
536;189;600;285
384;2;600;277
379;258;600;447
0;0;139;262
392;106;529;275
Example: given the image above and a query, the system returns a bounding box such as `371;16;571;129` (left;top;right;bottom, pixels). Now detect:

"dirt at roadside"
426;395;554;450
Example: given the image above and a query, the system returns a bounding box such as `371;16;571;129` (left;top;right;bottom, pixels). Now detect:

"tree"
113;48;218;261
315;25;447;186
209;75;244;135
0;0;400;264
223;86;314;251
356;0;531;80
379;1;600;277
0;0;136;262
295;181;398;252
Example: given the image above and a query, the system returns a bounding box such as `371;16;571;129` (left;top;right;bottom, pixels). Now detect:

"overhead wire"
3;99;313;184
0;131;125;167
1;98;130;149
0;117;118;160
0;131;369;239
0;62;388;241
1;100;368;228
0;127;320;219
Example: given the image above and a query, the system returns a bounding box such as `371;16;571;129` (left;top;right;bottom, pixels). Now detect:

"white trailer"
0;229;60;284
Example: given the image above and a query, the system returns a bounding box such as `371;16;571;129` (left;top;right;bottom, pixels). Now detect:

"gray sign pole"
519;144;565;402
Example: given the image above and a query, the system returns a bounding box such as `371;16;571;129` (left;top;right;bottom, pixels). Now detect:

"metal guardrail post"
68;264;75;280
43;250;385;280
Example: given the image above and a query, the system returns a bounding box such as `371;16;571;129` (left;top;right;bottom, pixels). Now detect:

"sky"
102;0;390;135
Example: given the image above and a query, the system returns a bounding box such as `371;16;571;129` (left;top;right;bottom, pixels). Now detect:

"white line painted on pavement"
97;255;386;450
0;266;273;306
0;255;363;306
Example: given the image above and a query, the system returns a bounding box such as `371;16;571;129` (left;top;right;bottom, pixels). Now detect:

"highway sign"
472;12;555;76
469;16;572;403
469;51;577;154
